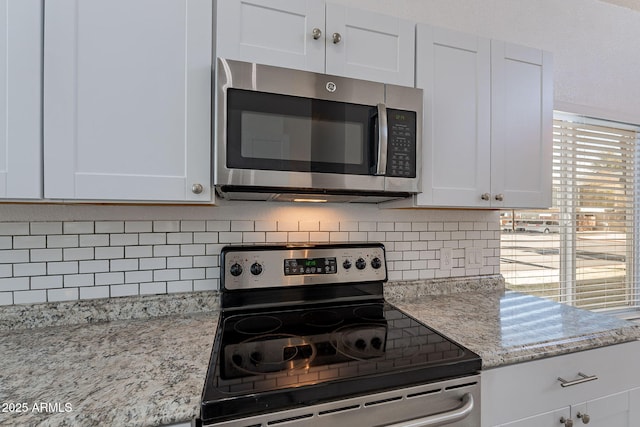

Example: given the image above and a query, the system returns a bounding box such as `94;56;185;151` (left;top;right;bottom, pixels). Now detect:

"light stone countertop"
1;277;639;426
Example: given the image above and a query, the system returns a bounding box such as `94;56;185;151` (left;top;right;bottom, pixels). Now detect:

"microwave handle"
375;103;388;176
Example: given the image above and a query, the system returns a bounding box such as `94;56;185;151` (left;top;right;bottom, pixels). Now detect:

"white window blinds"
501;112;638;310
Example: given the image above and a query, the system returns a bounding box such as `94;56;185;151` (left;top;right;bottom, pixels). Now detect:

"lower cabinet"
482;341;640;427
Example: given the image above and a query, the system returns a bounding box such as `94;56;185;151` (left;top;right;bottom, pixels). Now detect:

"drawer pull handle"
557;372;598;388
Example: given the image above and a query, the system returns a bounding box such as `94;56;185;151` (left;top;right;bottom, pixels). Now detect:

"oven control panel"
221;244;387;290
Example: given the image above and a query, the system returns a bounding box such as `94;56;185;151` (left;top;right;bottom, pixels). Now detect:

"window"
501;112;639;311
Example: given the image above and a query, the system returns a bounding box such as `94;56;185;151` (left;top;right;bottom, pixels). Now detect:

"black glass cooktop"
201;299;481;424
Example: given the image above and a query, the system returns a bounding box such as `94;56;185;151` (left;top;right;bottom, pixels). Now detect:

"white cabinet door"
498;407;569;427
325;4;414;86
44;0;212;201
574;390;631;427
491;40;553;208
415;25;491;207
215;0;325;73
0;0;42;199
630;388;640;422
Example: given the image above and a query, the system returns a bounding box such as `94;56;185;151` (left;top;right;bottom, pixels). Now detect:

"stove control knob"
371;337;383;350
231;354;243;366
342;259;352;270
250;351;263;365
371;257;382;269
229;263;243;277
355;339;367;350
355;258;367;270
250;262;263;275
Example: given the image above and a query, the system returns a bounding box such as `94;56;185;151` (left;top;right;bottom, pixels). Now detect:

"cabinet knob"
481;193;490;201
332;32;342;44
576;413;590;424
312;28;322;40
494;193;504;201
560;417;574;427
191;183;204;194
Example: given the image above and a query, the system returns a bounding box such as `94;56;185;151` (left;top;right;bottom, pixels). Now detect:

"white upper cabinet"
415;25;491;208
44;0;212;202
215;0;325;74
215;0;415;86
491;40;553;209
0;0;42;199
414;24;553;209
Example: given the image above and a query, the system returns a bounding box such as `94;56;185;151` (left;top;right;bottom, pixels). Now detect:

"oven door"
214;58;388;193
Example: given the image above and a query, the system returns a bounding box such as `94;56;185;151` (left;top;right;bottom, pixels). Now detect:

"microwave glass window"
240;112;364;165
227;89;373;175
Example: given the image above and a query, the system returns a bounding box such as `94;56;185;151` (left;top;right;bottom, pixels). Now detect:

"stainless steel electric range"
199;243;481;426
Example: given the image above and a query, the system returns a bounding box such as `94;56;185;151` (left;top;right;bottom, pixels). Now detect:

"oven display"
284;257;337;275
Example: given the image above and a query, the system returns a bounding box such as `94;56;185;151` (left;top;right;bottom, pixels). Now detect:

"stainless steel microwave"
213;58;422;203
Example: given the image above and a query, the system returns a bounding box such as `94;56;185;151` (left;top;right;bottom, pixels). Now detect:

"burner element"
301;310;344;328
233;315;282;335
334;324;387;360
354;305;385;321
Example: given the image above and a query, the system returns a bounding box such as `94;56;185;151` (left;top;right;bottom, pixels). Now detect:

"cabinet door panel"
498;407;569;427
491;40;553;208
325;4;414;86
215;0;325;73
44;0;211;201
0;0;42;199
580;391;630;427
415;25;491;207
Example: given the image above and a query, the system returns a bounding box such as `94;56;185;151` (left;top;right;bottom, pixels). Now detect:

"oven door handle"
380;393;474;427
374;102;388;176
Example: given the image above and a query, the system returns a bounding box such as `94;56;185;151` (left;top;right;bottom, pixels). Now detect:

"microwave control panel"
386;109;417;178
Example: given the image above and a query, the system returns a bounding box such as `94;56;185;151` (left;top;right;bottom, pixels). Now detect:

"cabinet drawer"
482;340;640;425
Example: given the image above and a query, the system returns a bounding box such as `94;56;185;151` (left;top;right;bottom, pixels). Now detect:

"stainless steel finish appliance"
214;59;423;202
199;244;481;426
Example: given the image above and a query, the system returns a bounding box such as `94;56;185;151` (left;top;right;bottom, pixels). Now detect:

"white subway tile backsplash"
14;262;47;277
110;233;138;246
14;289;46;304
0;264;11;278
48;261;79;275
95;272;125;286
110;284;139;297
140;282;167;295
0;222;29;236
125;246;152;259
0;250;29;264
110;259;139;272
124;221;153;233
14;236;46;249
0;291;12;305
167;280;192;293
30;222;62;235
32;275;63;290
80;286;110;300
64;274;94;287
0;236;11;250
153;220;180;232
79;260;109;274
79;234;110;247
48;287;78;302
63;222;94;234
0;277;29;291
0;214;500;305
95;221;124;234
95;246;125;260
125;270;153;284
231;220;254;232
63;247;94;261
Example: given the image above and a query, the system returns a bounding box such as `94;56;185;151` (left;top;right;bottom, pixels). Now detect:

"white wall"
331;0;640;123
